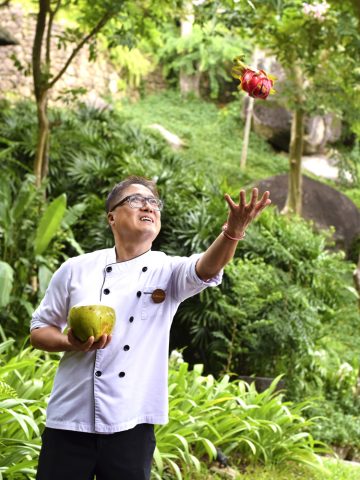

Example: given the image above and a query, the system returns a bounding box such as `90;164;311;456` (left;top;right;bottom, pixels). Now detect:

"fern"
0;380;17;400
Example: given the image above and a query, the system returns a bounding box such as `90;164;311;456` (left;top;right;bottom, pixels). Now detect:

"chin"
138;227;158;239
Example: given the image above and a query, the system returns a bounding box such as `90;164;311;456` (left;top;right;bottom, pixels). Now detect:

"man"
30;175;271;480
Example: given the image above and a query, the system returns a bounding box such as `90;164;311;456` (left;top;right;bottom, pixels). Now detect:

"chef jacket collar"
105;247;152;273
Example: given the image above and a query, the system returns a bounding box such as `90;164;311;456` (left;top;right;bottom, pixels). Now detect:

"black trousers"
36;424;156;480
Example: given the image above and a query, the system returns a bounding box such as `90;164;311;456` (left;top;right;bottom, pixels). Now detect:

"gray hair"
105;175;159;213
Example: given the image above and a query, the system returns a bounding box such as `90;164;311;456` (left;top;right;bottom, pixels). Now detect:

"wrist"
63;332;76;351
222;223;246;241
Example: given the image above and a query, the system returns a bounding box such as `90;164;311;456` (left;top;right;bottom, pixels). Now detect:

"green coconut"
68;305;116;342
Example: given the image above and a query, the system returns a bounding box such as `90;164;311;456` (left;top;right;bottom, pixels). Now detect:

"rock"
247;51;342;153
210;466;239;479
148;124;186;150
0;4;122;101
256;174;360;253
0;26;19;46
302;154;352;182
216;448;229;467
304;114;342;154
83;91;111;112
252;100;291;152
252;101;342;154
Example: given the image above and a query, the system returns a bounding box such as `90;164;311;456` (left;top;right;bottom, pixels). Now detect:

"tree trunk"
32;0;50;187
179;73;201;96
34;91;49;188
283;64;305;216
283;108;305;215
179;1;200;97
31;0;114;187
240;48;261;171
240;97;254;170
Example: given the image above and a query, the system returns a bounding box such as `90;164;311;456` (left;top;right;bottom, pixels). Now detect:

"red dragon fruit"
232;56;276;100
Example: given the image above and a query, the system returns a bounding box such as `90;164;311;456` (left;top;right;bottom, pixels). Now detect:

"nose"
140;200;154;211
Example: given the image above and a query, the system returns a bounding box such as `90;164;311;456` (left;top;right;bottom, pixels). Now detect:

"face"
107;184;161;243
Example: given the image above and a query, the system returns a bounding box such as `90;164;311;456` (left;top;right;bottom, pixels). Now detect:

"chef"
30;175;271;480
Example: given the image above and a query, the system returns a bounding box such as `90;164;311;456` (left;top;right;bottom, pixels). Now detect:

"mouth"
139;216;154;224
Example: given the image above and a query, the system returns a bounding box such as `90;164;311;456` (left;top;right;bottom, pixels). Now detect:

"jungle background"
0;0;360;478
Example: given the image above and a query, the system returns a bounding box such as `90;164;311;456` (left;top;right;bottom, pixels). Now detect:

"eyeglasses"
110;194;163;212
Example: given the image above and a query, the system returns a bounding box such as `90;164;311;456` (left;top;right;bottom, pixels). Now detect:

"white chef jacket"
31;247;222;434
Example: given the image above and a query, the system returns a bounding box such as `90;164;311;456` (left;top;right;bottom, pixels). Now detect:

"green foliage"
309;402;360;454
0;337;329;480
0;93;359;455
0;333;59;479
175;208;358;390
153;354;327;479
0;172;83;338
34;194;67;255
158;22;247;98
230;0;360;126
120;91;289;184
232;458;360;480
41;102;202;252
0;100;37;177
0;261;14;308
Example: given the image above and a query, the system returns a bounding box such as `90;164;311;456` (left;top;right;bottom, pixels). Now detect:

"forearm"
195;231;240;280
30;326;73;352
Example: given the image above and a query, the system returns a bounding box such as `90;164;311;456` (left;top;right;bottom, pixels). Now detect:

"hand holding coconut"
67;329;112;352
67;304;115;351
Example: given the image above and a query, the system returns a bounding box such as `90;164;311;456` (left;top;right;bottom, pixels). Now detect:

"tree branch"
45;0;62;67
32;0;50;101
0;1;11;8
47;10;114;90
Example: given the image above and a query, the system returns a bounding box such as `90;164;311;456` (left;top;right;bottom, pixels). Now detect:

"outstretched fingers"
239;190;247;208
255;191;271;215
225;189;271;214
224;193;237;211
226;190;248;210
249;188;259;209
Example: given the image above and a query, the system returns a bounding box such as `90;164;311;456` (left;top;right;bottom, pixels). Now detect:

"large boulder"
252;101;291;152
256;174;360;253
251;101;342;154
248;52;342;154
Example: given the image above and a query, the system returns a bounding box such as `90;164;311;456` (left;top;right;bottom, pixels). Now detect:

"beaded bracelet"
222;223;246;241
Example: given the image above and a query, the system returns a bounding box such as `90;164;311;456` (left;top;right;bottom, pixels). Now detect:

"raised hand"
223;188;271;239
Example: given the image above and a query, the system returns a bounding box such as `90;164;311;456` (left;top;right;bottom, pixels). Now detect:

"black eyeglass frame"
109;194;163;212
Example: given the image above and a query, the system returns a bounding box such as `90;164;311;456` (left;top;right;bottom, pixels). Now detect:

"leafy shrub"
0;332;60;479
153;352;327;479
175;209;358;386
0;338;327;480
0;173;84;338
157;22;247;99
1;96;359;453
308;402;360;459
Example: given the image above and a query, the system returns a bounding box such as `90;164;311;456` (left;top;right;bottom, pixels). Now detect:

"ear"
107;212;115;226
